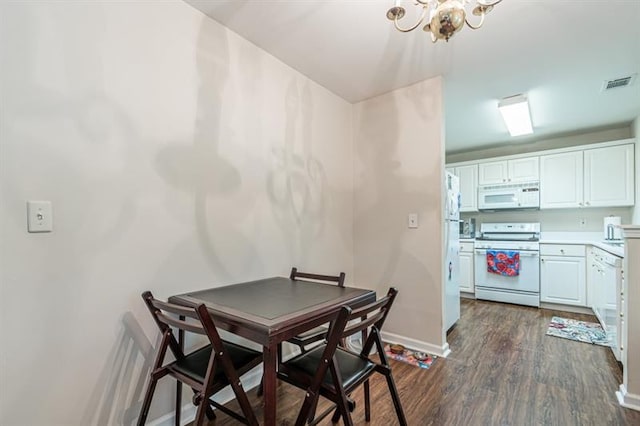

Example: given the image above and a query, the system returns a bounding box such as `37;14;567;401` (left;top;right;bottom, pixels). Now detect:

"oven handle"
475;249;539;257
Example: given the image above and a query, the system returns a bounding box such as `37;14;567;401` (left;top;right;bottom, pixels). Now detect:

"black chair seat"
284;345;375;391
173;341;262;384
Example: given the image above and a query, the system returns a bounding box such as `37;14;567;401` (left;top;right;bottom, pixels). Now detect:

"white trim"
147;368;264;426
621;226;640;239
460;292;476;300
539;302;594;316
616;384;640;412
380;331;451;358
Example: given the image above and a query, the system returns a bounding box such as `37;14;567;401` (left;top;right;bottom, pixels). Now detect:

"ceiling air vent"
602;74;636;91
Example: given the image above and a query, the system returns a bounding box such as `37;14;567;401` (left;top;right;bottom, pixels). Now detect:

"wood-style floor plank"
197;299;640;425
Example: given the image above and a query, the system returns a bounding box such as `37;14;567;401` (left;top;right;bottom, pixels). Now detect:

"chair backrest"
293;287;399;423
339;287;398;357
290;267;346;287
141;291;228;362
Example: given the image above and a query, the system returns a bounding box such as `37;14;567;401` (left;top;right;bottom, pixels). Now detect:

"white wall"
353;77;446;355
462;207;633;234
0;2;354;425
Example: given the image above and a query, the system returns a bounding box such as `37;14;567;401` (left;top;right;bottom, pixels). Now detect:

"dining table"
168;276;376;425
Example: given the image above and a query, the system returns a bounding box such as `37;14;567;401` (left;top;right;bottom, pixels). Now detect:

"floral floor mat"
546;316;611;347
383;344;436;369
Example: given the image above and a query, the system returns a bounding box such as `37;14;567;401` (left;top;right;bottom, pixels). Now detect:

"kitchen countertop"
539;232;624;257
459;232;625;257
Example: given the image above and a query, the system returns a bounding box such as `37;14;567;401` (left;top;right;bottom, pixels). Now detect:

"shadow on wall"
353;26;441;292
267;78;327;265
80;312;156;426
154;17;265;280
1;3;140;250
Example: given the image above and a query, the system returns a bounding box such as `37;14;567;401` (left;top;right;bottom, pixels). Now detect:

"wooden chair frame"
277;287;407;426
138;291;262;426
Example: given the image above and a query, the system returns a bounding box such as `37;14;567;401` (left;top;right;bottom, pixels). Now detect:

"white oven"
478;181;540;211
474;223;541;307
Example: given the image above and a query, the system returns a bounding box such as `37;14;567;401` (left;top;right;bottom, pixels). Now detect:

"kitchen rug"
383;344;436;369
546;316;611;346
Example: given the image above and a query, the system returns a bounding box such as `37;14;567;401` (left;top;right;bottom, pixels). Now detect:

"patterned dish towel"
487;250;520;276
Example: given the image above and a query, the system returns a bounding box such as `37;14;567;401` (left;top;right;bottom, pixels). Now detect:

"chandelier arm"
479;0;503;7
465;11;486;30
393;8;429;33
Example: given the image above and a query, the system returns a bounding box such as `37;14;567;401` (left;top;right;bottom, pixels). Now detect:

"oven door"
474;248;540;293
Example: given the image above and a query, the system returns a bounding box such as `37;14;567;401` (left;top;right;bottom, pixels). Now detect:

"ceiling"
185;0;640;153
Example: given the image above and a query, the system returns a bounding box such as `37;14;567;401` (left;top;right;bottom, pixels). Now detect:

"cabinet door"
459;251;474;293
540;256;586;306
540;151;584;209
457;164;478;212
508;157;539;182
478;161;508;185
584;144;635;207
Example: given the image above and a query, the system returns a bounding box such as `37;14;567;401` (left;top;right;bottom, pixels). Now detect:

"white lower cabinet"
540;244;586;306
459;241;474;294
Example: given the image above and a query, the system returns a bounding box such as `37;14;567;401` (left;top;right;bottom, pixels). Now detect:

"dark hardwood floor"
199;299;640;425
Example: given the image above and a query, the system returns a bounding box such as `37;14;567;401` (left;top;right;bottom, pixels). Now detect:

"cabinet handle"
620;312;624;318
560;249;565;254
579;202;583;206
586;201;591;206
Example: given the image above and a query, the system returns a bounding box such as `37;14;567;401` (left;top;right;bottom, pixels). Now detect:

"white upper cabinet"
584;144;635;207
540;143;635;209
456;164;478;212
540;151;584;209
508;157;540;183
478;161;508;185
478;157;539;185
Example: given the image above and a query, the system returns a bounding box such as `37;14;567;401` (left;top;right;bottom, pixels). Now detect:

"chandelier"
386;0;502;42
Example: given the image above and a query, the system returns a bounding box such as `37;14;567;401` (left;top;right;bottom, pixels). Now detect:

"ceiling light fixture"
386;0;502;43
498;94;533;137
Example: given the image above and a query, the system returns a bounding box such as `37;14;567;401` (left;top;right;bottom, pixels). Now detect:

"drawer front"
540;244;585;257
460;241;475;252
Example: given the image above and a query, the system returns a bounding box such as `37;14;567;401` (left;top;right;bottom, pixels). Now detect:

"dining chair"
277;287;407;426
257;267;346;398
138;291;262;426
285;267;346;352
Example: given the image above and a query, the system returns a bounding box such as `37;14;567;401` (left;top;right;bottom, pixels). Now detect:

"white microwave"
478;181;540;211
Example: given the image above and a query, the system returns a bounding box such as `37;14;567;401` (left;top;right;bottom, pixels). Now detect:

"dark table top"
168;276;376;345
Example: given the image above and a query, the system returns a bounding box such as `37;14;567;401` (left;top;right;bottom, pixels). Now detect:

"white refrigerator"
444;171;461;331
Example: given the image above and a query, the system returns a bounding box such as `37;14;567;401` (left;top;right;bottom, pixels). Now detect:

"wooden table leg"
263;344;277;426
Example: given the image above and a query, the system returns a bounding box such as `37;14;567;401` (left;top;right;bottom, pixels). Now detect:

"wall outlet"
579;218;587;228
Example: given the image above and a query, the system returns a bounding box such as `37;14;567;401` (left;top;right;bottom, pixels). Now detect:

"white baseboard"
540;302;594;316
380;331;450;358
460;292;476;300
616;384;640;412
148;368;264;426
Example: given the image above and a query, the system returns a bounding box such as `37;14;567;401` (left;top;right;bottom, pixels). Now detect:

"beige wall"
353;77;446;354
0;2;354;425
446;125;632;164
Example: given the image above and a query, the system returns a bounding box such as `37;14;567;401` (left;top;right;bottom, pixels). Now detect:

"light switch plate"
408;213;419;229
27;201;53;233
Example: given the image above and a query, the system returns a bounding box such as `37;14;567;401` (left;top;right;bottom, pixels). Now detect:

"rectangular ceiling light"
498;94;533;137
